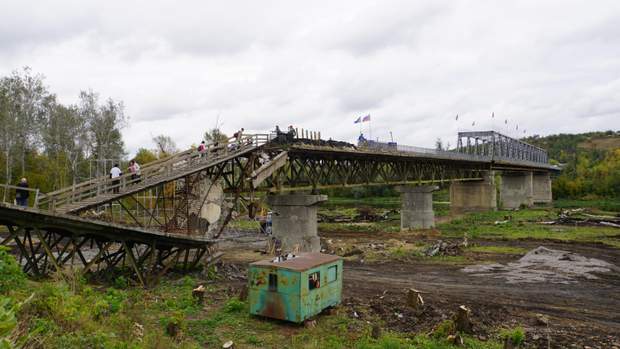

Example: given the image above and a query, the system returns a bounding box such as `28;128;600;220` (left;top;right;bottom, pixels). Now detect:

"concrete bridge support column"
499;171;534;209
396;185;438;230
532;172;552;205
266;194;327;253
450;171;497;213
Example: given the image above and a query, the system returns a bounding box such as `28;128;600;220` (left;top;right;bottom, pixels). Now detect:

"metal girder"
254;152;487;191
456;131;548;164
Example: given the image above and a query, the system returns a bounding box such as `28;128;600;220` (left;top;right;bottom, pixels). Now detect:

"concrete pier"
499;171;533;209
450;171;497;213
532;172;552;204
266;194;327;253
396;185;438;230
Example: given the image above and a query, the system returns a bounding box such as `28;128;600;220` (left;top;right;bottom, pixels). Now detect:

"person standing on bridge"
358;133;367;145
15;178;29;207
128;160;141;183
234;128;244;144
197;140;207;158
110;164;122;194
287;125;296;142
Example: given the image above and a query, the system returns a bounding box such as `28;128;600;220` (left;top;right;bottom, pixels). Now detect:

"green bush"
113;276;128;289
500;327;525;345
0;297;17;347
104;288;127;314
0;247;25;294
432;320;455;339
223;298;245;313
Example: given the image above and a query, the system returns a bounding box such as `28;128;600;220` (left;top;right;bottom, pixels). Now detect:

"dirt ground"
220;228;620;349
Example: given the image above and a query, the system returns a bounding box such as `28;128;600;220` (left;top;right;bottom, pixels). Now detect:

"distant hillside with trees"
523;131;620;199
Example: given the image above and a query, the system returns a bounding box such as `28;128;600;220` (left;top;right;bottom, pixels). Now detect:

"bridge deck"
38;134;270;213
0;203;212;248
280;143;559;171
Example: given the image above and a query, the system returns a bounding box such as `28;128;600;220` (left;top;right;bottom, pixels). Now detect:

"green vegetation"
0;266;504;348
0;247;25;293
554;198;620;212
524;131;620;200
437;209;620;247
499;327;525;346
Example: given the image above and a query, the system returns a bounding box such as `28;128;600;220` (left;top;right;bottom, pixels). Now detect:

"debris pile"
212;262;247;281
318;208;398;223
540;209;620;228
423;240;463;257
463;246;617;284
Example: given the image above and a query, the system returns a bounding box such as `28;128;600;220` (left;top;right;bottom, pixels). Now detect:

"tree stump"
406;288;425;315
238;284;249;301
166;322;179;337
503;337;517;349
448;333;464;346
454;305;473;334
192;285;206;304
371;324;382;339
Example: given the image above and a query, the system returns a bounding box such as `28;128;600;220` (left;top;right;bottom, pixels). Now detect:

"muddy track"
342;244;620;348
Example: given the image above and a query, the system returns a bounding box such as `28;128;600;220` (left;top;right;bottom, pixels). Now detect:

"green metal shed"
248;252;343;323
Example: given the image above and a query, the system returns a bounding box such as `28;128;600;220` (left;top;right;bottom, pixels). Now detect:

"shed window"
268;273;277;292
308;272;320;290
327;265;338;283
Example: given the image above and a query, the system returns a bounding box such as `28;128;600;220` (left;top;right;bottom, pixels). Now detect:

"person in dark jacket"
15;178;29;206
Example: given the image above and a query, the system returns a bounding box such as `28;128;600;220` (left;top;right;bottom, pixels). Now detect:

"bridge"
0;130;558;285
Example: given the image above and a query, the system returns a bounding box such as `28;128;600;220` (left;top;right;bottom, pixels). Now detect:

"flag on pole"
362;114;371;122
354;117;361;124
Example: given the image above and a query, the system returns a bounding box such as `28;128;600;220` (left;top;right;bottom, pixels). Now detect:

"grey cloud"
1;0;619;156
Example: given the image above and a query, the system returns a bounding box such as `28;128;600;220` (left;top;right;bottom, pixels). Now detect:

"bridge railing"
361;141;491;162
37;134;273;211
362;135;551;166
0;184;41;208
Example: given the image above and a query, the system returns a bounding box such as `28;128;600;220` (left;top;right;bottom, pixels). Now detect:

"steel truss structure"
256;146;490;191
456;131;548;163
0;204;214;286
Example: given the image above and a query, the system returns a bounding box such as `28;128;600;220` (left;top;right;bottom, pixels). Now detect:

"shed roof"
251;252;341;272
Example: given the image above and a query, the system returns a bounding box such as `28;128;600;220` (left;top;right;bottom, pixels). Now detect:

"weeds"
0;247;25;293
500;327;525;346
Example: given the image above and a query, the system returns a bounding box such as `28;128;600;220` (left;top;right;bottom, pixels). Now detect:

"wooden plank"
251;151;288;188
0;203;214;248
123;241;145;287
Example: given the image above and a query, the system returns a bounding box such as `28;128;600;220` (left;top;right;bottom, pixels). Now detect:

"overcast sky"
1;0;619;155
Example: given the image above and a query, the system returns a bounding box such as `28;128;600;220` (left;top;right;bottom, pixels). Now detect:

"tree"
152;135;177;157
134;148;158;164
79;90;127;176
204;128;228;144
0;67;51;184
41;102;88;187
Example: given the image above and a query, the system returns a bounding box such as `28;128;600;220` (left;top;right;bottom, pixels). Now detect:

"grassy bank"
0;265;503;349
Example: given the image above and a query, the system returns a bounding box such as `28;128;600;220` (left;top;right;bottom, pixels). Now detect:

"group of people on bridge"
275;125;296;143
